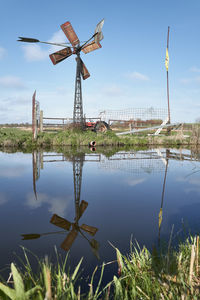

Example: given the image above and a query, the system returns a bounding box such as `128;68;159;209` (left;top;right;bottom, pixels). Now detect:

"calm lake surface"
0;147;200;285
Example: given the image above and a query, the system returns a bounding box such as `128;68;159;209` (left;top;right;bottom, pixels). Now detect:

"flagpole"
166;26;170;124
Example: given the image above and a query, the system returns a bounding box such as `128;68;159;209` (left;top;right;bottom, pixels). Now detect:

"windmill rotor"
76;57;90;80
60;21;80;48
81;40;102;54
49;47;73;65
94;19;104;43
50;200;98;252
18;19;104;127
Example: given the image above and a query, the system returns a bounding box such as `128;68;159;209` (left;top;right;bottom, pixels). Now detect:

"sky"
0;0;200;124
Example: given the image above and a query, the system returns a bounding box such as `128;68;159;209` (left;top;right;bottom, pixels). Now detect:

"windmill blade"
18;37;40;43
60;21;80;47
50;214;71;230
80;59;90;80
94;32;104;44
49;47;72;65
90;239;100;259
78;200;88;219
81;41;102;54
80;224;98;236
76;58;90;80
94;19;104;43
61;229;78;251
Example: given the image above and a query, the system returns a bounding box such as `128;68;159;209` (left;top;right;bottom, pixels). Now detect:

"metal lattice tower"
73;154;84;220
73;53;83;126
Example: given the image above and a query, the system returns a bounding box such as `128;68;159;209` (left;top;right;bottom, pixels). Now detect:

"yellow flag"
165;48;169;71
158;208;163;229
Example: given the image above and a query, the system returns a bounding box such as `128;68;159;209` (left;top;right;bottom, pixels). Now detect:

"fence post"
40;110;43;132
32;90;37;140
40;151;44;169
34;116;38;139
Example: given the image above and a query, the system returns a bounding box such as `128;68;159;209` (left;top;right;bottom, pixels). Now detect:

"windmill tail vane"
18;37;40;43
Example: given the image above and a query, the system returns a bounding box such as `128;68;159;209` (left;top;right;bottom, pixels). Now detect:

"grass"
0;127;198;150
0;128;33;148
1;236;200;299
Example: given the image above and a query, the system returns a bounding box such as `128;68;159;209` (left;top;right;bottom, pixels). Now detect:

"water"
0;147;200;286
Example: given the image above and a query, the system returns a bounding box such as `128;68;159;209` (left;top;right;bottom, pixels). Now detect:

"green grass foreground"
0;127;196;149
0;236;200;299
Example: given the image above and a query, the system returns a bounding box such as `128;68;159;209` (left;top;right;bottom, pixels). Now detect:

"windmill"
21;200;100;259
24;151;100;258
18;19;104;128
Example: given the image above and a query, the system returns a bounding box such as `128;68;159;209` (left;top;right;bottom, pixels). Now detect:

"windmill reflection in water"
25;149;200;255
22;151;100;259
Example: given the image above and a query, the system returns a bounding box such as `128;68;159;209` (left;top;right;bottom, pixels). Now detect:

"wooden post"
129;122;131;133
32;91;37;140
40;151;44;169
34;114;38;139
32;91;39;139
166;26;170;124
40;110;43;132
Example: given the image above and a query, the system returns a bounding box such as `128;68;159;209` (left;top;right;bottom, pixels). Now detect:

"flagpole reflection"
158;149;170;246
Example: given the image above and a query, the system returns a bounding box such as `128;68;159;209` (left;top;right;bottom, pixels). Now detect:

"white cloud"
0;47;6;60
0;76;26;89
179;78;192;84
0;94;31;123
126;71;150;81
22;44;48;61
0;193;7;205
26;192;73;216
176;174;200;195
0;166;27;178
180;76;200;85
190;66;200;73
185;187;200;195
3;95;30;106
48;30;68;52
22;30;67;62
102;84;122;97
126;178;146;186
48;30;66;44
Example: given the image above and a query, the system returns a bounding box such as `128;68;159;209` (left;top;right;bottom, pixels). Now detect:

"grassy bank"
0;236;200;299
0;127;198;150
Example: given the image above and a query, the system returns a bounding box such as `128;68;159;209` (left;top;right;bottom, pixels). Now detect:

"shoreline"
0;127;199;150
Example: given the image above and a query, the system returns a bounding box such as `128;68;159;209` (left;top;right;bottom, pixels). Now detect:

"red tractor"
85;120;110;132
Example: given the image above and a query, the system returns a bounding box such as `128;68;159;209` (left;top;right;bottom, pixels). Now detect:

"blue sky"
0;0;200;123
